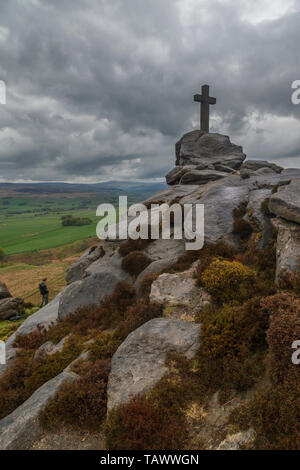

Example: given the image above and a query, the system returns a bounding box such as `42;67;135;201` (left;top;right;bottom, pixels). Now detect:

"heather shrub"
196;297;269;400
105;353;195;450
277;269;300;295
119;239;150;257
194;242;236;282
200;258;256;304
115;302;162;341
40;359;110;431
262;293;300;384
138;273;159;299
88;331;122;362
232;201;253;240
230;377;300;450
233;201;248;219
105;395;185;450
233;218;253;240
121;251;152;277
0;335;82;419
65;281;136;335
230;292;300;449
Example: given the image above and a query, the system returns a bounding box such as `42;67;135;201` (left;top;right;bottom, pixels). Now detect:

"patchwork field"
0;195;106;255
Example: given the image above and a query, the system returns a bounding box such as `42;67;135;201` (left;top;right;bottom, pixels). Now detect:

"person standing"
39;278;49;308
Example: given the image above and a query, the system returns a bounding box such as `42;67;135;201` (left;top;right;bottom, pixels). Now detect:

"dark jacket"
39;282;48;295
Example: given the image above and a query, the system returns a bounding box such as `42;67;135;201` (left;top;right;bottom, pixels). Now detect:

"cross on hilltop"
194;84;216;133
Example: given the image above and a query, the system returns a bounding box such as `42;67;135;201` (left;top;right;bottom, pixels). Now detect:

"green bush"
61;215;92;226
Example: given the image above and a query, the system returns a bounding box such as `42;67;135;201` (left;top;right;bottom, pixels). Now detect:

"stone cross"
194;84;216;133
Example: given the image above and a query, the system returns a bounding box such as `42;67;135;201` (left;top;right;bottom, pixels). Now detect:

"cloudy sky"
0;0;299;183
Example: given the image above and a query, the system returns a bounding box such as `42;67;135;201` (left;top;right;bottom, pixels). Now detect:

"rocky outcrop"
245;188;274;248
134;256;178;297
242;160;282;173
180;169;228;185
0;370;78;450
0;297;24;321
217;428;255;450
58;253;131;320
149;268;210;309
65;244;109;284
175;131;246;169
269;180;300;224
0;281;24;321
0;281;11;300
272;217;300;280
107;318;201;411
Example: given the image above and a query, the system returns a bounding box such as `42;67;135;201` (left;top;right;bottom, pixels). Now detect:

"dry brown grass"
0;238;98;304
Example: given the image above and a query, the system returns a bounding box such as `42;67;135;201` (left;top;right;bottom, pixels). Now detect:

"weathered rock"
184;174;252;247
217;428;255;450
0;297;24;321
142;184;200;206
0;370;78;450
269;180;300;224
272;217;300;281
65;244;107;284
242;160;282;173
0;281;11;300
58;253;131;320
213;163;236;173
107;318;201;411
180;169;228;185
134;257;178;297
176;131;246;169
165;166;193;185
33;335;69;361
145;238;185;261
149;269;210;308
245;188;274;248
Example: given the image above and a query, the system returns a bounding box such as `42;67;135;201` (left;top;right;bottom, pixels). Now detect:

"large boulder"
242;160;282;173
58;253;131;320
107;317;201;411
145;238;185;261
0;281;11;300
0;370;78;450
0;297;24;321
134;256;179;297
142;184;200;206
165;166;193;185
65;244;106;284
175;131;246;169
150;268;210;309
184;174;252;247
269;180;300;224
272;217;300;281
180;169;228;185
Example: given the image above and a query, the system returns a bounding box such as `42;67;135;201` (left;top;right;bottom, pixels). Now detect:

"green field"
0;195;116;255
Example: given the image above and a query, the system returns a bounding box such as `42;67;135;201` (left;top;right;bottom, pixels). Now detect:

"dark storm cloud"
0;0;299;182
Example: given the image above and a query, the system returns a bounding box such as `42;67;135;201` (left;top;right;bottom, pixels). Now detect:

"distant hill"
0;181;166;195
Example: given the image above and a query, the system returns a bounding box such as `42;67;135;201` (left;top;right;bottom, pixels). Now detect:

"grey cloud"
0;0;299;182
